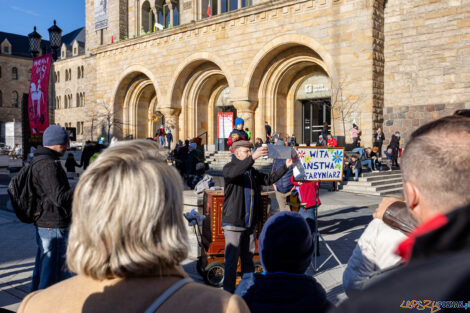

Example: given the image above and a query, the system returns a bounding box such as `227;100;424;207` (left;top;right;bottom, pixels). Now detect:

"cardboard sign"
295;147;345;182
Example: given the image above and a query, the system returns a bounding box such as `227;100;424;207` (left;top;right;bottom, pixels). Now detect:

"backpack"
7;156;49;223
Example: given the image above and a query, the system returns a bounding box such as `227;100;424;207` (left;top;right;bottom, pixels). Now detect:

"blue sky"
0;0;85;39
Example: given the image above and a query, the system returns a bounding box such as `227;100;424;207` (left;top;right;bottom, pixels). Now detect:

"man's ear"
404;181;419;212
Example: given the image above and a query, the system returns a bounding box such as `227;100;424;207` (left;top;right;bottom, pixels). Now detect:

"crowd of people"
9;110;470;313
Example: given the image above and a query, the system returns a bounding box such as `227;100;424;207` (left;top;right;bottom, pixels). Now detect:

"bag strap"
144;278;192;313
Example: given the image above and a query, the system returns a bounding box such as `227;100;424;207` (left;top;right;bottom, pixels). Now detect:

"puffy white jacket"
342;218;407;296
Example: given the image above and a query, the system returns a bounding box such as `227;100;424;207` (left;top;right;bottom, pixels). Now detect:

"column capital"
232;100;257;112
158;107;181;117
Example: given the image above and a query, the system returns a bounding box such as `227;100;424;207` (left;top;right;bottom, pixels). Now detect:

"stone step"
360;170;401;178
379;188;404;197
359;174;402;182
340;182;403;193
343;178;402;187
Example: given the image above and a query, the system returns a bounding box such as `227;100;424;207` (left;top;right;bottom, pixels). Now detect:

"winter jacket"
389;135;400;149
272;159;293;193
31;146;74;228
18;267;250;313
65;158;80;173
321;126;329;141
290;178;321;209
222;156;288;227
332;203;470;313
374;131;385;144
227;129;249;150
342;219;407;296
235;272;330;313
327;138;337;147
350;128;360;139
265;124;272;137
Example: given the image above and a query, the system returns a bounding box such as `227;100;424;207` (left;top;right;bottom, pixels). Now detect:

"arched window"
0;90;3;107
141;1;153;33
77;67;80;79
11;91;18;107
81;66;84;78
0;66;2;78
12;67;18;80
76;93;79;107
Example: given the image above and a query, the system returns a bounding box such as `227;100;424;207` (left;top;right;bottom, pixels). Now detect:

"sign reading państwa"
295;147;344;181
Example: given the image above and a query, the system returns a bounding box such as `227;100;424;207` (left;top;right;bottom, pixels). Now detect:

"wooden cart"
196;189;270;287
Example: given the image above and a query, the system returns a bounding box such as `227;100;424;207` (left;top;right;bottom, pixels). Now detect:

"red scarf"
395;213;448;263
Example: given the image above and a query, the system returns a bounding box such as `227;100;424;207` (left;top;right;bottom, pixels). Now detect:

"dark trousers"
353;137;359;147
223;228;256;293
392;148;399;167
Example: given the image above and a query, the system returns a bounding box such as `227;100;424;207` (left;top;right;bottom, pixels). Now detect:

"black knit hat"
259;211;314;273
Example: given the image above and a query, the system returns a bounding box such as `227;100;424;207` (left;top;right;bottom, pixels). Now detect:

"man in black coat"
31;125;74;291
333;115;470;313
222;140;292;293
374;127;385;156
388;131;401;168
265;121;272;143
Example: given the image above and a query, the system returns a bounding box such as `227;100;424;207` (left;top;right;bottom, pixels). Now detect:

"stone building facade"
51;0;470;148
383;0;470;145
0;32;36;143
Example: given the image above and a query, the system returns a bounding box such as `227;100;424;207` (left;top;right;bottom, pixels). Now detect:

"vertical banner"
218;112;234;139
95;0;108;31
28;54;52;135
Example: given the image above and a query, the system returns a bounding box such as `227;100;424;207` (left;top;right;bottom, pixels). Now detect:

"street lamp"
27;26;42;58
48;20;62;61
28;20;62;60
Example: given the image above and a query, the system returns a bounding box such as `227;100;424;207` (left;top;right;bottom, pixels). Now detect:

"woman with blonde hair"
18;140;249;313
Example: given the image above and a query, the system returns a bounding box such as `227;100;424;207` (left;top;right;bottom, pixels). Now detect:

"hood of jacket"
236;272;330;313
33;146;62;160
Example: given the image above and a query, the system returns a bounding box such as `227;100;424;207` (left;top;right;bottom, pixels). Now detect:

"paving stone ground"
0;159;382;311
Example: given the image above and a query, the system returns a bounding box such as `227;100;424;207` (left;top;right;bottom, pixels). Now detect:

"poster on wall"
295;147;345;181
95;0;108;31
218;112;234;139
28;54;52;135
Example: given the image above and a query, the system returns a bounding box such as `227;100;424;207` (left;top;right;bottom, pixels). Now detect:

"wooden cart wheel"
204;262;225;287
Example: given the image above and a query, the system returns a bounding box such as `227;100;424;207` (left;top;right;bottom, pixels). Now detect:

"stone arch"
169;56;231;144
168;52;235;108
114;69;160;139
242;34;337;100
243;37;335;142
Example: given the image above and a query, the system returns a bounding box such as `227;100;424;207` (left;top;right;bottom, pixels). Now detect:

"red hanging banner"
28;54;52;134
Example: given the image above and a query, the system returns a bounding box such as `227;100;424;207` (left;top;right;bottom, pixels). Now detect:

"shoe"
388;168;392;172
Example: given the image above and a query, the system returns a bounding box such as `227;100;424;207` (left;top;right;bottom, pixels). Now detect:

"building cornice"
91;0;321;56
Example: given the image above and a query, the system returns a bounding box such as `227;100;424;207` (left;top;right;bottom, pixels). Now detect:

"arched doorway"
247;44;332;144
114;72;159;139
170;60;233;147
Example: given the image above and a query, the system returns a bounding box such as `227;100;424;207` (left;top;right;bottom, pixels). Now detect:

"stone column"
159;107;181;148
232;100;257;142
217;0;222;14
238;0;242;9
